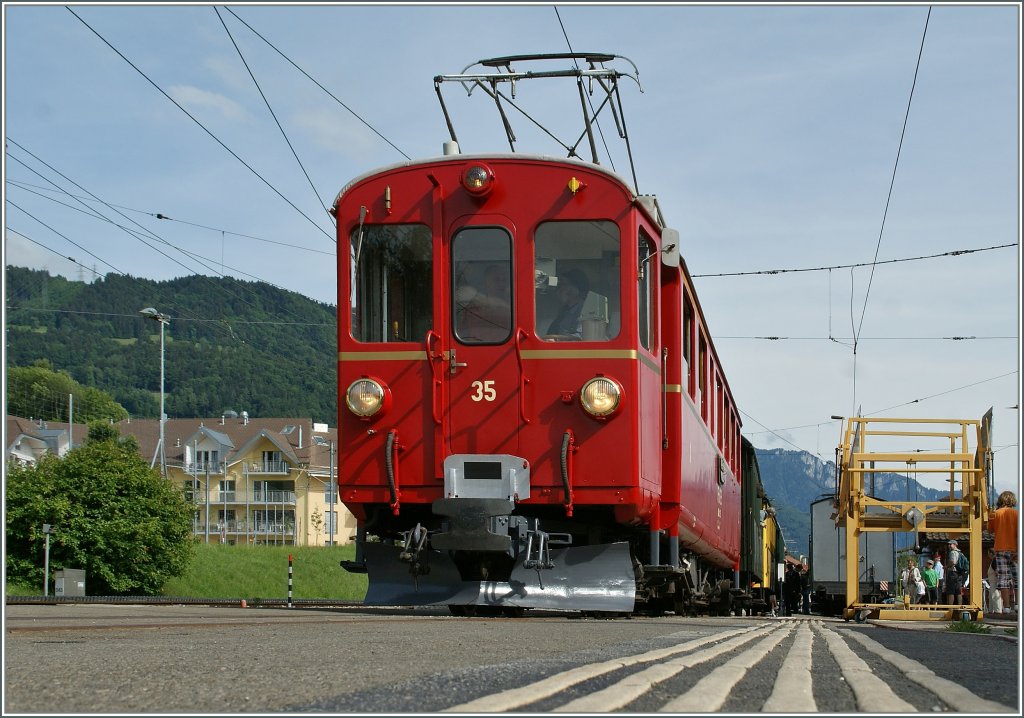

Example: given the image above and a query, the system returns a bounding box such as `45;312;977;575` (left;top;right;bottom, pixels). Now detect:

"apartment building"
5;413;355;547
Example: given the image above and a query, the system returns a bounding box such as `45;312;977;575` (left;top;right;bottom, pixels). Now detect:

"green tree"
5;422;194;595
6;363;129;423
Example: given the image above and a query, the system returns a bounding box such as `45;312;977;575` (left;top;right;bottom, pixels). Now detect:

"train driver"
543;268;589;341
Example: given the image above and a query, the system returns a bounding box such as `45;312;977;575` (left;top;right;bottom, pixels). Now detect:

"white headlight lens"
346;379;385;417
462;164;494;194
580;377;622;417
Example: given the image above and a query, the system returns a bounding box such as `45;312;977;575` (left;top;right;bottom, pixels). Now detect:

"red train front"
334;54;742;614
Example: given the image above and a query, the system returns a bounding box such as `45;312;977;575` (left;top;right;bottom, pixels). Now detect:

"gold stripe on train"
339;351;428;361
520;349;660;374
340;348;661;374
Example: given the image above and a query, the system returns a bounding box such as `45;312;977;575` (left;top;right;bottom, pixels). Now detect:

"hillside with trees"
5;267;337;424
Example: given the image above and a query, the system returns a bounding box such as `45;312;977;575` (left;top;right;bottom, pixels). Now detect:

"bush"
5;424;194;595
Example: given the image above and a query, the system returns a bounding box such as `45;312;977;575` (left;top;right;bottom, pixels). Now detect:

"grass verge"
6;543;368;601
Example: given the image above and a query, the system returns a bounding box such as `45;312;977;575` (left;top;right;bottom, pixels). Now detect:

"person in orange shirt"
988;490;1019;615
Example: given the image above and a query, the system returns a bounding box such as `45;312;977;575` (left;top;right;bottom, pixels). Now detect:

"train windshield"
452;227;513;344
349;223;433;343
535;220;620;342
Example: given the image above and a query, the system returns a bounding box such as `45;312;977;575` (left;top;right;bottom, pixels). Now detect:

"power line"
691;243;1016;278
5;179;334;257
214;6;330;217
65;6;334;244
864;370;1018;416
744;370;1018;439
7;140;312;326
223;6;410;161
855;6;932;343
554;6;617;173
716;335;1014;341
5;229;103;280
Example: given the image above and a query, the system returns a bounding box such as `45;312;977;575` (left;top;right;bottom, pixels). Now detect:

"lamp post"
139;307;170;477
42;523;53;596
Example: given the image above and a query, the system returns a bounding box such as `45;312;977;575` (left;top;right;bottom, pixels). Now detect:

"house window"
261;450;284;473
218;480;235;502
325;510;337;536
195;449;219;472
183;478;202;503
324;485;338;504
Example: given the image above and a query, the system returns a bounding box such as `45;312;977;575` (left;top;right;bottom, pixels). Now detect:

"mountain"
4;267;337;424
754;447;947;557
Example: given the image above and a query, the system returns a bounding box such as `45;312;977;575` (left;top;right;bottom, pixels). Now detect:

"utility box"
54;569;86;597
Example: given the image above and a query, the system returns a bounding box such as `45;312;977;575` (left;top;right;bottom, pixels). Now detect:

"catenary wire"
65;6;334;244
855;6;932;343
5;179;334;257
7;144;286;328
215;7;330;218
691;243;1016;278
223;6;410;161
6;140;313;325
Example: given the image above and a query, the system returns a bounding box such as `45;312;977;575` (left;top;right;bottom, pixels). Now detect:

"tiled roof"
116;416;337;473
5;415;337;474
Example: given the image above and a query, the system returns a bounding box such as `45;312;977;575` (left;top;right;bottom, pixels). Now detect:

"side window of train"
638;230;656;351
451;227;512;344
534;220;620;342
683;296;695;398
349;223;432;343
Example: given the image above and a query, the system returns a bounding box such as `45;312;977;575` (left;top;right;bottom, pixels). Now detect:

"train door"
448;224;519;455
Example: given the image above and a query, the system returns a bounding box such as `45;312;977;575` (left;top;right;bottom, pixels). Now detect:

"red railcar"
335;54;742;614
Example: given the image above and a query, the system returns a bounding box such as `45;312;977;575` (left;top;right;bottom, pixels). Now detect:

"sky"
3;2;1021;496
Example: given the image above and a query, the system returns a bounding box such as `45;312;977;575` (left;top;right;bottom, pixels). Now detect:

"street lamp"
139;307;170;476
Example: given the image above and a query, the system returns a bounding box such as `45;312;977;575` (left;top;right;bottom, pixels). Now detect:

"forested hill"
754;446;947;557
5;267;337;424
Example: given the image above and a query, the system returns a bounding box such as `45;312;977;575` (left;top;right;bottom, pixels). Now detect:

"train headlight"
461;163;495;196
579;376;623;419
345;377;390;419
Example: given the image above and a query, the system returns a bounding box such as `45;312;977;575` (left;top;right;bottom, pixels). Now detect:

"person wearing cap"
944;539;968;606
922;558;939;605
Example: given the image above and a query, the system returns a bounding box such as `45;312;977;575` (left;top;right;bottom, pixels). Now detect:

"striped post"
287;554;293;609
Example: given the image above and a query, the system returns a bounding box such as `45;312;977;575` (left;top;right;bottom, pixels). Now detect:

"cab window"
452;227;512;344
350;224;432;342
535;220;619;342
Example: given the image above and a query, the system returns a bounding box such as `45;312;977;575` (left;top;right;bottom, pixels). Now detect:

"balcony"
184;461;225;475
189;521;294;536
252;490;296;504
185;489;295;505
246;461;289;475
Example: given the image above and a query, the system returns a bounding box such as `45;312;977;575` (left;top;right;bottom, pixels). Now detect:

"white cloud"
167;84;250;121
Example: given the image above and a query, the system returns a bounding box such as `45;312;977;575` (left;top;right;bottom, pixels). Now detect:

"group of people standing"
897;489;1019;614
900;540;969;606
780;562;811;617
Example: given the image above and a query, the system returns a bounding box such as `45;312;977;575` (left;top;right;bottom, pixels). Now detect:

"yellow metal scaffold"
835;411;993;622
